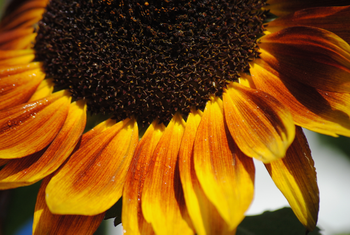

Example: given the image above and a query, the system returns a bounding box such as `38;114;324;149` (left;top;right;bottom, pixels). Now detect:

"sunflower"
0;0;349;234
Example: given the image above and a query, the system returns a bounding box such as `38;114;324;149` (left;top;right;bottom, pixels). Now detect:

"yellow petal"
223;82;295;163
265;127;319;231
46;118;138;215
29;78;55;102
194;97;255;231
0;100;86;189
123;120;165;235
0;90;71;159
179;110;236;235
33;176;104;235
0;54;35;66
142;114;193;235
0;49;35;62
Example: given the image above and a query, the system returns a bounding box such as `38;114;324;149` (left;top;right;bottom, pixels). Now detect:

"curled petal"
223;82;295;162
194;98;255;231
250;57;350;137
142;114;193;235
33;176;104;235
46;118;138;215
260;26;350;93
267;6;350;43
0;100;86;189
265;127;319;231
0;91;71;159
123;121;165;235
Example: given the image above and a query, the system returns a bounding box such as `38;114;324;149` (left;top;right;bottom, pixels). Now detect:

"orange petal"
0;91;71;159
142;114;193;235
267;0;349;16
250;56;350;137
0;68;43;89
267;6;350;43
265;127;319;231
0;62;41;77
179;110;236;234
46;118;138;215
260;26;350;93
0;33;37;50
0;28;34;45
33;176;104;235
193;97;255;231
0;69;46;110
223;82;295;163
122;120;165;235
0;100;86;189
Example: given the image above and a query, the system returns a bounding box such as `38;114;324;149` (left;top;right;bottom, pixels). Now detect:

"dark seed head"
35;0;267;124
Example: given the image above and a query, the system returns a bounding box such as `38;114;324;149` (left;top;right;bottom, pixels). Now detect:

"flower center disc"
35;0;267;124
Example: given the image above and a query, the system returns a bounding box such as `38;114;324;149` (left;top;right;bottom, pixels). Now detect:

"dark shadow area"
237;207;321;235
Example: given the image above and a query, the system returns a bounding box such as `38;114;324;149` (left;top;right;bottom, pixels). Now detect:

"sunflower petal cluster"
0;0;349;234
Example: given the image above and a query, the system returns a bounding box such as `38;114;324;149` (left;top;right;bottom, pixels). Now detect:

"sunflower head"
34;0;267;124
3;0;350;234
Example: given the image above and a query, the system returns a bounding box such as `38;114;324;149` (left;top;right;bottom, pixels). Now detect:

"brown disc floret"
35;0;267;124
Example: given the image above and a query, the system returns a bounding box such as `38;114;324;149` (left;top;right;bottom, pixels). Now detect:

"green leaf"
237;207;321;235
2;182;41;235
0;0;7;20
